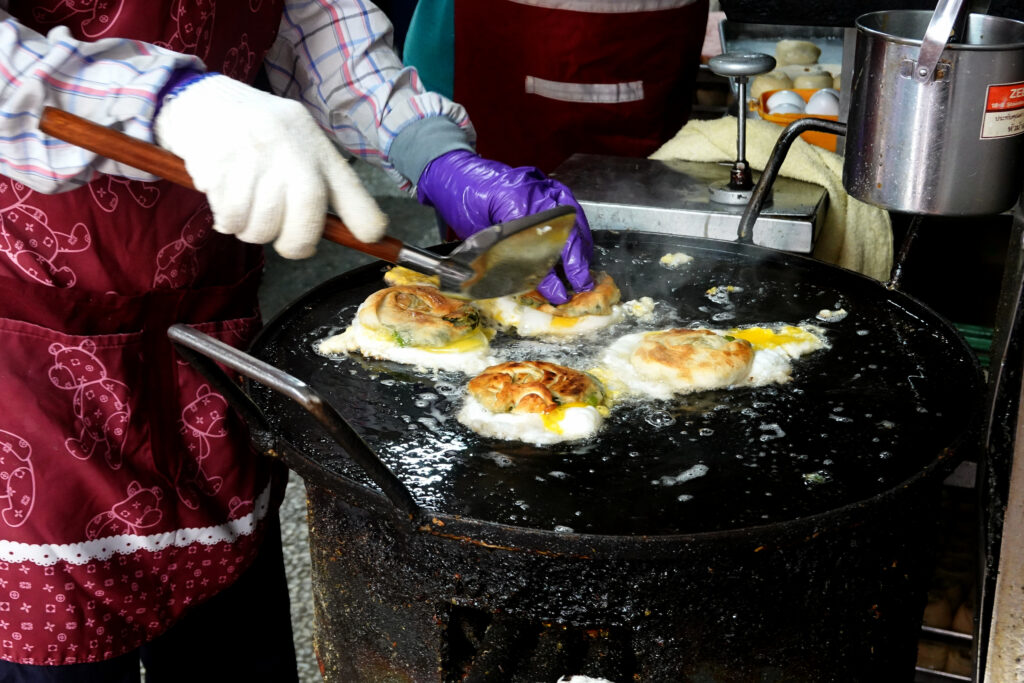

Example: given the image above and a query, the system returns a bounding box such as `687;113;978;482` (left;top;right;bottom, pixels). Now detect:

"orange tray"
750;89;839;152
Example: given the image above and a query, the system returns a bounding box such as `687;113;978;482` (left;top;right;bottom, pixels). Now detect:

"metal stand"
707;52;777;205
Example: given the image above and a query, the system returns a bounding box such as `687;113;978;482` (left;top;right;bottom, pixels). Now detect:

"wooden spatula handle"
38;107;403;262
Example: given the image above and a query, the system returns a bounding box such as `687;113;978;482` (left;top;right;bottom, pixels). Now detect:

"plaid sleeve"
266;0;474;189
0;11;203;193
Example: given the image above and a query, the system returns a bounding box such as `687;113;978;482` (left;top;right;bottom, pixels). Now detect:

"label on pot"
981;82;1024;139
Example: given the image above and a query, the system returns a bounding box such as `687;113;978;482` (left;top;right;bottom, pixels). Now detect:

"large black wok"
175;230;984;681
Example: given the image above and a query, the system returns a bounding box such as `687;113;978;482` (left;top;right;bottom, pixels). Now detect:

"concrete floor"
258;160;438;682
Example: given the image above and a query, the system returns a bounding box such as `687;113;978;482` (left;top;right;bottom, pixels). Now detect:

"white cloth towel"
650;116;893;281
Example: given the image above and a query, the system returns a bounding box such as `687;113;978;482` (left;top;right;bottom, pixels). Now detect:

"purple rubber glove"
416;150;593;304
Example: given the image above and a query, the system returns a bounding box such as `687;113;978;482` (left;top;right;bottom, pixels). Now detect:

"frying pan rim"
252;233;986;555
284;419;977;559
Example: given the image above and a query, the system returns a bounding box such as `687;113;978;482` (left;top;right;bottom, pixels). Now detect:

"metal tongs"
38;107;575;299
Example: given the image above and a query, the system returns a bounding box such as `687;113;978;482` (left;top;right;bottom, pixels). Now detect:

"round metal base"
709;180;755;205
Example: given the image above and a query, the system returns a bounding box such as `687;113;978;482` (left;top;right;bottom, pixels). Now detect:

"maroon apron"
453;0;709;173
0;0;284;665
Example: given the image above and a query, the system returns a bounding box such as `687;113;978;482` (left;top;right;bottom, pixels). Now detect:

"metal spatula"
38;107;574;299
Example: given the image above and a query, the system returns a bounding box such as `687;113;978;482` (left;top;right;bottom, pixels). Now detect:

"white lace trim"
0;484;272;566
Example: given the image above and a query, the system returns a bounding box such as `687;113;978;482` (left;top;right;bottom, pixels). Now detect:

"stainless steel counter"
551;153;829;253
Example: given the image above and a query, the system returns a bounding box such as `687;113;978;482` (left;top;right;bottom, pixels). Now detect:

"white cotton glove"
154;74;387;259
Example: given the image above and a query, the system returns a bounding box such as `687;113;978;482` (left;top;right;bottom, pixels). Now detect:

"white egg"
317;319;496;374
766;90;806;113
475;295;625;337
770;102;805;115
456;395;604;445
805;89;840;116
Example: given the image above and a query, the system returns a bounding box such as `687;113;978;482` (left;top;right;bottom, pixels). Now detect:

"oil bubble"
554;525;575;533
699;428;714;436
434;382;458;396
644;410;676;427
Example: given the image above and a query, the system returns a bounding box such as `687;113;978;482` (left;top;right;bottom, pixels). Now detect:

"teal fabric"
403;0;455;99
390;116;474;184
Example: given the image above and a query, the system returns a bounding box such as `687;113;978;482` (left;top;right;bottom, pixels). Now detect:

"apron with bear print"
0;0;285;665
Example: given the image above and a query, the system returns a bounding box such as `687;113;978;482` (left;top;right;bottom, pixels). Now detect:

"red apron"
453;0;709;172
0;0;284;665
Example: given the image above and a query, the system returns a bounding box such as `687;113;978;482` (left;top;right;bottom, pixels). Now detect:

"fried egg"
659;252;694;269
457;360;608;445
475;296;626;337
318;322;496;374
317;286;497;374
456;396;606;445
476;271;626;337
722;324;826;358
383;265;440;288
816;308;848;323
592;325;826;401
625;296;657;322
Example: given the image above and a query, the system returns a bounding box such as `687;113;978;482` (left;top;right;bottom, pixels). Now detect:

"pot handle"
167;324;424;522
914;0;967;84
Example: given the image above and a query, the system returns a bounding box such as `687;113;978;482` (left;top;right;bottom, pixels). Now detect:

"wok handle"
37;107;403;263
167;324;424;523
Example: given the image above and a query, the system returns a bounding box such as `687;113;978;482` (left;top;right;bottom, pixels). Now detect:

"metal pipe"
736;78;749;173
736;118;847;245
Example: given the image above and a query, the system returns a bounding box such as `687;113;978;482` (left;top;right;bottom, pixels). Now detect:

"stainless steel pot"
844;7;1024;215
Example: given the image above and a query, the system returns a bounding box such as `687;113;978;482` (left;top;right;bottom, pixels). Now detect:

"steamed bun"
776;40;821;67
